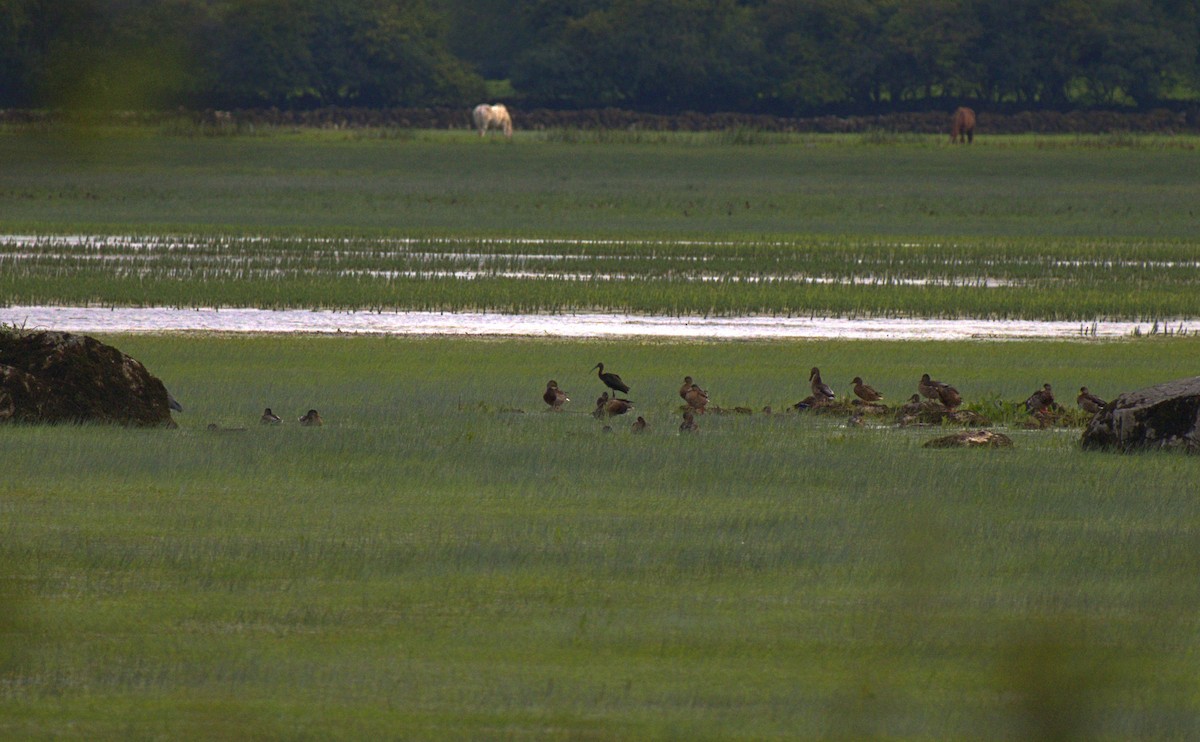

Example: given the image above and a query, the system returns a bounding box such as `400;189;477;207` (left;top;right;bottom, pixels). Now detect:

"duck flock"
542;362;1110;434
222;364;1109;437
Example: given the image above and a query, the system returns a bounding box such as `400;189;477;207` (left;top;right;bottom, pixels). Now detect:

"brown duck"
299;409;323;426
1024;383;1055;414
918;373;945;400
592;392;634;418
543;380;570;411
1077;387;1107;415
679;410;699;433
681;376;710;413
809;367;836;403
851;377;883;402
260;407;282;424
936;384;962;409
899;393;923;416
919;373;961;408
631;416;648;433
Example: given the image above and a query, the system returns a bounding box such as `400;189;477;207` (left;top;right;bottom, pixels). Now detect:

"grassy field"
3;127;1198;320
3;335;1200;739
3;127;1199;738
2;126;1198;240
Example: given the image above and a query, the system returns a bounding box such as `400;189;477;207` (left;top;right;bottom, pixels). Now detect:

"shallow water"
1;305;1182;340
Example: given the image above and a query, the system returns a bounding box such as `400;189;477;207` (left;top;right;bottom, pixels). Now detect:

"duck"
592;392;634;418
851;376;883;402
1024;383;1055;414
591;363;630;398
1077;386;1108;415
809;367;836;403
260;407;282;424
543;380;570;411
936;384;962;410
679;410;699;433
682;379;710;414
899;393;923;416
631;416;648;433
919;373;961;408
299;409;323;426
918;373;945;400
679;376;696;400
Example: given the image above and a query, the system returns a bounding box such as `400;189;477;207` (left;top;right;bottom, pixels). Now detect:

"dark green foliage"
1;0;1197;111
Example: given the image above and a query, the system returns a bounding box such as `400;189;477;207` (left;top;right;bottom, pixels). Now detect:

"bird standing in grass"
632;416;648;433
1077;387;1107;414
299;409;323;426
260;407;282;424
851;377;883;402
809;367;836;403
593;392;634;418
543;380;570;411
592;363;630;399
1024;383;1055;414
680;410;699;433
919;373;961;409
680;376;710;414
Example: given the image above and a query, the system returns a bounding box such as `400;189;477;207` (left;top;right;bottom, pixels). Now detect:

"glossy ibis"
592;363;630;398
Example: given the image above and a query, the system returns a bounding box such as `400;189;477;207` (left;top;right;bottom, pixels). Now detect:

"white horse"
472;104;512;138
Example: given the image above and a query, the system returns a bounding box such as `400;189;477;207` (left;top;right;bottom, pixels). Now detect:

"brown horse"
950;107;976;143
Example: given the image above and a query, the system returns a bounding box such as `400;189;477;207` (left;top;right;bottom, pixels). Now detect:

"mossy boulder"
1081;376;1200;453
0;330;178;426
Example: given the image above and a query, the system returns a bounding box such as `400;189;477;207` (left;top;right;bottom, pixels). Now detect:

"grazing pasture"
3;334;1200;739
1;127;1198;240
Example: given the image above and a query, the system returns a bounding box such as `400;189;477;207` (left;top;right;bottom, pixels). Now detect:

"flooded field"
1;304;1180;340
4;234;1198;322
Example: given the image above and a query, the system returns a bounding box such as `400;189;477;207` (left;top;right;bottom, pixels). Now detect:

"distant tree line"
1;0;1197;114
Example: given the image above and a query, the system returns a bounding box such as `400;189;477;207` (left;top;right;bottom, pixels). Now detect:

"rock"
1080;376;1200;453
0;330;178;427
924;429;1014;449
897;400;990;427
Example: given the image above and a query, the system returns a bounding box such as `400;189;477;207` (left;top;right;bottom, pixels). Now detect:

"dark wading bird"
1024;383;1055;414
261;407;282;424
851;376;883;402
543;380;570;411
632;416;648;433
680;410;699;433
299;409;323;426
593;392;634;419
592;363;630;398
1077;387;1108;415
809;367;836;403
680;376;710;414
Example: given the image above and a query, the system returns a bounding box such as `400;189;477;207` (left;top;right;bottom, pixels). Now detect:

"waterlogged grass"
1;127;1199;240
3;234;1199;320
3;335;1200;739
